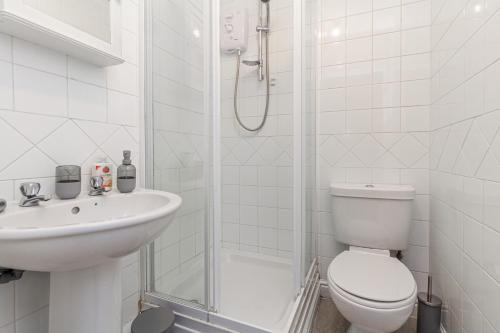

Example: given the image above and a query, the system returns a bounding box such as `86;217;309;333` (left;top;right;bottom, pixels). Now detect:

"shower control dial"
224;23;234;33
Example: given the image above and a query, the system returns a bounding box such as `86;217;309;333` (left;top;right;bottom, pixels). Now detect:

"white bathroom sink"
0;189;181;272
0;189;181;333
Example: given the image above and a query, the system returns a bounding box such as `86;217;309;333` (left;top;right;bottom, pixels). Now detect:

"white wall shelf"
0;0;124;67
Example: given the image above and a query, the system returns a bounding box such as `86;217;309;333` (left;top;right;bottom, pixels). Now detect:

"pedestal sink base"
49;260;122;333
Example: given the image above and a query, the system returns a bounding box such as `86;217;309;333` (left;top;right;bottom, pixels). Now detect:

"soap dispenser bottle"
117;150;136;193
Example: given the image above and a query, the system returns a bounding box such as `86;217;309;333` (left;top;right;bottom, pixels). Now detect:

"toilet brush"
427;275;432;302
417;276;442;333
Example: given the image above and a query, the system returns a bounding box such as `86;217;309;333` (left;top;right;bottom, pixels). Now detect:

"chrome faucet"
89;176;105;196
0;199;6;213
19;183;51;207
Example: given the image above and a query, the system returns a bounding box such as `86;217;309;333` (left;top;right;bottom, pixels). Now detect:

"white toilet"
327;184;417;333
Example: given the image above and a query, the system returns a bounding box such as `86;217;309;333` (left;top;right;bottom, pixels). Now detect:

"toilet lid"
328;251;416;302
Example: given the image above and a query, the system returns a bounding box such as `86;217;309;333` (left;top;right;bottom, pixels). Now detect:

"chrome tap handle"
20;182;41;198
90;176;104;190
18;183;50;207
89;176;104;196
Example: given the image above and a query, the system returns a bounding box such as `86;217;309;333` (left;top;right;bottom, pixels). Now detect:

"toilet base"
347;324;384;333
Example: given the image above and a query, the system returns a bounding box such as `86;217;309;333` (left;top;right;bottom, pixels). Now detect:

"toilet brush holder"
417;276;442;333
131;307;175;333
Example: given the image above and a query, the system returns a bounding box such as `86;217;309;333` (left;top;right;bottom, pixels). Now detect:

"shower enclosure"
142;0;319;331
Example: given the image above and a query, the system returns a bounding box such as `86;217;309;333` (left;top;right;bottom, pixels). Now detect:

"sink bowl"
0;189;181;272
0;189;182;333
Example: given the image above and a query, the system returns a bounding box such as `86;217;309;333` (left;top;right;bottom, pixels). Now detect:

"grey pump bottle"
117;150;136;193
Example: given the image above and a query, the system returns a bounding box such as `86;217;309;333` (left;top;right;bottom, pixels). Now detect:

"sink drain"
71;207;80;215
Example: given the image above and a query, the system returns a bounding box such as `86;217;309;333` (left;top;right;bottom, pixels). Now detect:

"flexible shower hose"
233;34;271;132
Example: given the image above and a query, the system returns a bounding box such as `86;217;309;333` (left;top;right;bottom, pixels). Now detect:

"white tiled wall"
430;0;500;332
0;0;141;331
315;0;431;292
220;0;295;258
150;0;206;304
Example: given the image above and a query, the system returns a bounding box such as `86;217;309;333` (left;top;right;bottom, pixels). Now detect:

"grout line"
65;55;69;118
13;268;16;333
13;304;50;325
399;0;404;134
10;36;15;112
431;2;500;80
429;0;472;54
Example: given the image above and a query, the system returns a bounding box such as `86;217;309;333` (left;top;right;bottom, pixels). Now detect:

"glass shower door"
301;0;319;285
145;0;210;307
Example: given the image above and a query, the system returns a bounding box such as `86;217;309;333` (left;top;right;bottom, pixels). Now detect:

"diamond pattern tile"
231;139;255;163
320;137;348;166
0;118;33;173
75;120;120;146
477;151;500;181
476;110;500;144
456;122;489;175
438;121;470;171
318;131;433;170
489;132;500;163
0;111;65;144
101;127;139;166
390;135;427;167
373;133;404;150
158;132;201;167
336;152;364;167
257;138;284;164
336;134;364;150
430;109;500;181
373;152;405;168
38;120;96;165
352;135;386;166
153;133;182;169
0;148;56;180
430;127;450;169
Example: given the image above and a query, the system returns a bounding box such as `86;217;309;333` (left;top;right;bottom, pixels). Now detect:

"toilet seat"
328;277;417;310
328;250;416;309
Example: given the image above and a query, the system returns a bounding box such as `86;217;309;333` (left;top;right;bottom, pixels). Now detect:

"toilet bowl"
327;249;417;333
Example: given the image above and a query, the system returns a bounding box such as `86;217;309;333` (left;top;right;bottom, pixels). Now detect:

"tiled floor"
312;297;416;333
